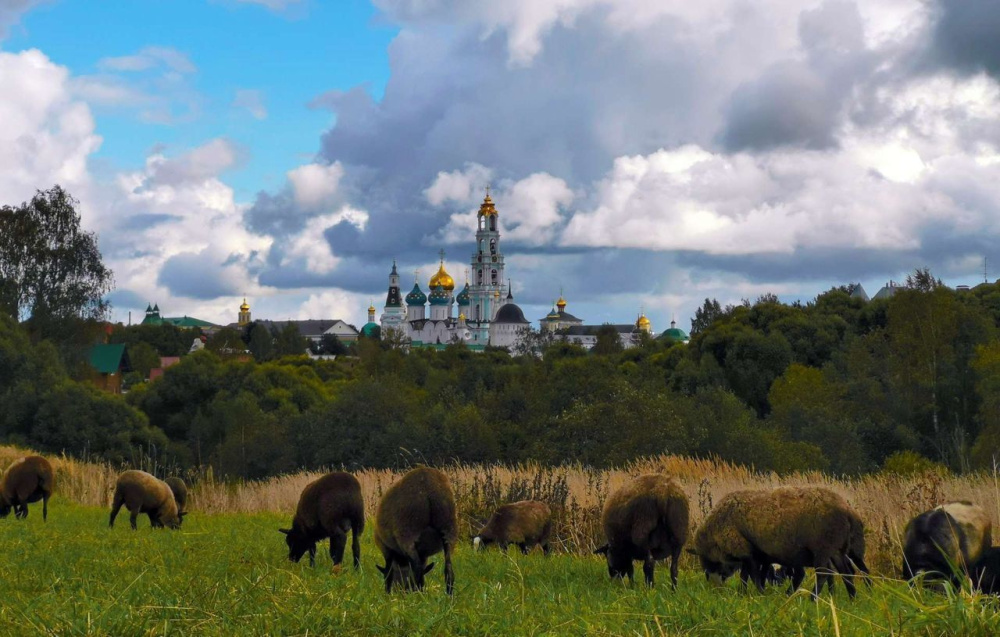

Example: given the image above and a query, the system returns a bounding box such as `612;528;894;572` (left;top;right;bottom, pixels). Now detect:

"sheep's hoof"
331;564;343;575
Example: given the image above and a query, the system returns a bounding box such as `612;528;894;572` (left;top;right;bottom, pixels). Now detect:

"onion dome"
494;303;529;324
478;190;498;217
240;298;250;312
458;312;466;322
368;302;376;313
456;282;471;306
556;296;567;311
636;312;652;333
361;322;380;338
405;282;427;306
546;306;560;320
429;261;455;291
428;285;450;306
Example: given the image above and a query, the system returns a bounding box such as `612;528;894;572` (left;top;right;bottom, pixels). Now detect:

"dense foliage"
4;266;1000;477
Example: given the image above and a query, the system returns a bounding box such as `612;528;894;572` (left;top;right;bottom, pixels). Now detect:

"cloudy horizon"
3;0;1000;331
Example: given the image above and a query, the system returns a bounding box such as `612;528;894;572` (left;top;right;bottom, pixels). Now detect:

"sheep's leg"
351;526;361;570
500;542;509;553
309;545;317;568
787;566;805;595
814;564;835;598
669;544;681;590
329;530;347;567
542;542;551;556
443;539;455;596
42;494;48;522
739;564;752;592
518;543;529;555
834;555;857;599
642;552;655;587
109;496;124;528
129;508;139;531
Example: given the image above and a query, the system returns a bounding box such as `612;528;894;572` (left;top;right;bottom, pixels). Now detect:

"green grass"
0;504;998;636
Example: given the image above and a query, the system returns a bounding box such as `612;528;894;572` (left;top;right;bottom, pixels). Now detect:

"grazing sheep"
374;467;457;594
0;456;54;521
973;547;1000;595
109;470;183;530
474;500;553;555
279;471;364;569
164;477;188;516
594;474;689;588
689;486;869;598
902;501;992;587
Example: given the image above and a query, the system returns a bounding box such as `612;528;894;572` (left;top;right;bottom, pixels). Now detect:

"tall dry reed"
3;445;998;575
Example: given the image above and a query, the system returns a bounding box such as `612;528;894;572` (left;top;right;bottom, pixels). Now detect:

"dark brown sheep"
164;477;188;516
902;501;992;587
594;474;689;588
0;456;54;521
109;470;183;530
279;471;364;569
689;486;869;598
474;500;553;555
374;467;457;594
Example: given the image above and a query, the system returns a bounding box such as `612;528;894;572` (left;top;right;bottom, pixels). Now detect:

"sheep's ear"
594;544;609;556
423;562;435;574
278;528;291;535
376;563;388;575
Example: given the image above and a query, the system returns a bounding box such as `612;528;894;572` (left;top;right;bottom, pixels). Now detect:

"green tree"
128;342;161;380
246;322;276;361
274;322;307;358
591;324;624;356
0;186;114;333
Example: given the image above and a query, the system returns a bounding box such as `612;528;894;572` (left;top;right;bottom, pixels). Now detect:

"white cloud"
298;289;369;322
232;89;267;120
0;0;45;40
98;47;197;74
287;162;344;210
424;163;492;206
282;206;369;274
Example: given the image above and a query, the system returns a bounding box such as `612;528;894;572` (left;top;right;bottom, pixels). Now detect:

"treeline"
5;269;1000;477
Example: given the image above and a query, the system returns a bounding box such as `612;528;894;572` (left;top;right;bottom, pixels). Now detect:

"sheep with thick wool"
109;470;183;530
595;474;689;588
690;486;869;597
474;500;553;555
0;456;54;521
374;467;457;594
902;501;991;588
280;471;364;569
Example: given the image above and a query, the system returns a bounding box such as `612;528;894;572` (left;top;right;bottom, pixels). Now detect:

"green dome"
658;327;689;343
405;282;426;305
361;322;381;338
428;285;450;306
546;307;560;319
456;282;471;306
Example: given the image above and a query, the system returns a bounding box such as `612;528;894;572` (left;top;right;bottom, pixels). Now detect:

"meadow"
2;447;1000;635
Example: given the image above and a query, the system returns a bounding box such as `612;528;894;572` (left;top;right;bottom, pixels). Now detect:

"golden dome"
637;313;652;332
429;261;455;291
240;297;250;312
368;302;376;313
478;188;498;217
556;296;567;310
459;312;466;321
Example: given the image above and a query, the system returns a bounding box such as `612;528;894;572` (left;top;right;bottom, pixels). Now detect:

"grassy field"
0;503;999;636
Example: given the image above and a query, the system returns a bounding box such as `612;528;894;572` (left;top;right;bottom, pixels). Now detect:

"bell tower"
468;187;505;344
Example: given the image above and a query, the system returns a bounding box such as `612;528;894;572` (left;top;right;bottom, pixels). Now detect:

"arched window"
491;269;498;284
490;216;496;231
490;239;496;254
477;269;483;284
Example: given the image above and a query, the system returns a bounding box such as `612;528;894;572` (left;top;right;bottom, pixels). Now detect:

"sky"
3;0;1000;332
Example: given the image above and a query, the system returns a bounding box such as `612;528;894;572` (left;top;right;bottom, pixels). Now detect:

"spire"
507;278;513;300
391;259;398;276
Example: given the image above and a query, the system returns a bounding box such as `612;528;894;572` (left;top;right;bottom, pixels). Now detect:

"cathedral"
379;191;530;349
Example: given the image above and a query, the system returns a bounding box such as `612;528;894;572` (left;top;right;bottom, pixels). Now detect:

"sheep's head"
377;560;434;592
472;535;494;551
686;547;738;584
279;527;313;563
595;543;634;581
160;511;183;530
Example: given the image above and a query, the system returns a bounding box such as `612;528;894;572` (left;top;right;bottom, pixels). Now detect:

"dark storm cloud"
119;213;181;231
930;0;1000;77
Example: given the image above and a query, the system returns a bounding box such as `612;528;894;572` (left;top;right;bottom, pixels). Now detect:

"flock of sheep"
3;454;1000;598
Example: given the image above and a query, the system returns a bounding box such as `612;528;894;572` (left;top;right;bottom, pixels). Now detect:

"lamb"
279;471;364;569
164;477;188;517
689;486;869;598
902;501;992;587
594;474;689;588
972;547;1000;595
374;466;457;594
0;455;54;521
109;470;184;530
474;500;553;555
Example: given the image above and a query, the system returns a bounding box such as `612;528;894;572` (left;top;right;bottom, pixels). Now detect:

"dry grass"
3;445;997;576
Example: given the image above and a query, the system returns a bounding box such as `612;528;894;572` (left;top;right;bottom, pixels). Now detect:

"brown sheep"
473;500;553;555
0;456;54;521
689;486;869;598
374;467;457;594
279;471;364;569
109;470;184;530
164;477;188;517
902;501;992;588
594;474;689;588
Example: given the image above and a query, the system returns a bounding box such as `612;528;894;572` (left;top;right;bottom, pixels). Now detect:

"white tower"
468;188;505;345
380;260;407;331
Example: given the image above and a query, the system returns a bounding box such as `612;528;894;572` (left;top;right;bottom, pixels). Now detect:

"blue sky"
2;0;1000;330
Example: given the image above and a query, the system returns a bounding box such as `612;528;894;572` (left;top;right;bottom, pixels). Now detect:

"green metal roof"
361;322;380;337
162;316;218;328
88;343;127;374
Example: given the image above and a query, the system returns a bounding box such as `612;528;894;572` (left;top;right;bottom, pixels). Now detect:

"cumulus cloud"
287;162;344;209
282;206;369;275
